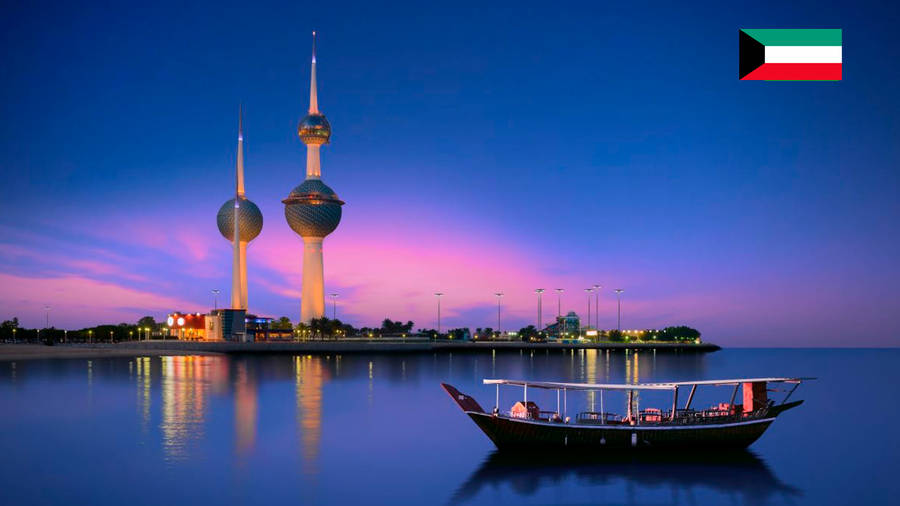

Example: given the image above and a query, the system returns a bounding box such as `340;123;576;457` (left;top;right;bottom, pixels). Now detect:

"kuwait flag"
740;29;842;81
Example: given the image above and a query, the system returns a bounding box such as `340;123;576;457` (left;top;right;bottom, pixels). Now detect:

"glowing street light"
615;288;625;332
535;289;545;331
494;292;504;334
434;292;444;335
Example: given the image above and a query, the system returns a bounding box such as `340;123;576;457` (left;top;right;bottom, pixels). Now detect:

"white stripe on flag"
764;46;842;64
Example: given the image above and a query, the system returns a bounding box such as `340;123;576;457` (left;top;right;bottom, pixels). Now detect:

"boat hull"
467;412;774;450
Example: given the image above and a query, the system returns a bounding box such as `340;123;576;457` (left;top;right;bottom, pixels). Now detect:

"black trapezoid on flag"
739;30;765;79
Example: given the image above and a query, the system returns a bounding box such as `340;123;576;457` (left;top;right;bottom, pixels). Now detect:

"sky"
1;0;898;346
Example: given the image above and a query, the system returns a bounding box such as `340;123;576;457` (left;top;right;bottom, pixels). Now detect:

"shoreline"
0;340;719;361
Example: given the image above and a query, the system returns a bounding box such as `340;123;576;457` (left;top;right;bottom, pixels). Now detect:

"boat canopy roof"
483;377;814;391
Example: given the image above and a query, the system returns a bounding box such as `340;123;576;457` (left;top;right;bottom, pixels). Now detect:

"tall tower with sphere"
217;107;263;310
283;32;345;322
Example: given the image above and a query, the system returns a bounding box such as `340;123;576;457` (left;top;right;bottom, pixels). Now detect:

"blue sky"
1;1;898;345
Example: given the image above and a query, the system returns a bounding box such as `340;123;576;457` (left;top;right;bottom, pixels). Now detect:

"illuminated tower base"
301;237;325;321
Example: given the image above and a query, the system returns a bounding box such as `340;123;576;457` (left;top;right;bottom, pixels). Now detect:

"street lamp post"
554;288;564;337
88;330;93;344
330;293;339;320
434;293;443;335
44;305;51;330
535;289;544;332
494;292;504;335
109;330;113;343
584;288;593;332
615;288;624;332
593;284;601;329
212;289;220;311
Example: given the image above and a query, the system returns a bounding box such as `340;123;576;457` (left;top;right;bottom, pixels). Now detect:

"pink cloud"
0;273;198;328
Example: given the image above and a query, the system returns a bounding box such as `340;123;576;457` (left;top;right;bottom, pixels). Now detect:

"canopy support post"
563;388;567;420
684;384;697;410
600;389;604;425
782;382;800;404
495;384;499;411
627;390;634;424
524;384;527;404
671;386;679;421
557;389;560;415
729;383;740;408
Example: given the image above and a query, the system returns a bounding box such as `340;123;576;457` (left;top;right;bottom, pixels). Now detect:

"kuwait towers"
283;32;345;322
217;108;263;309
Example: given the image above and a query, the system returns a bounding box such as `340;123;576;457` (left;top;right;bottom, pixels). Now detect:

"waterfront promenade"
0;340;719;360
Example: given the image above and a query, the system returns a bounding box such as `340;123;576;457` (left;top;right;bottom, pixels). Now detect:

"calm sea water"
0;348;897;505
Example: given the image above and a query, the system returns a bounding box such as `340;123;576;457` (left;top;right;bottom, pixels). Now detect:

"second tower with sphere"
283;32;344;323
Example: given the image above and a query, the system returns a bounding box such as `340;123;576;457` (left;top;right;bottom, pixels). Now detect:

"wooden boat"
442;377;811;450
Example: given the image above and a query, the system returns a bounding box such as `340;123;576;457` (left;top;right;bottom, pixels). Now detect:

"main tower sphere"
283;180;343;238
217;197;263;242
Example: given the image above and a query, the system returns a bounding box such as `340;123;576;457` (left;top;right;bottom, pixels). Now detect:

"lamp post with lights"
535;289;544;332
593;284;601;328
494;292;504;335
330;293;338;320
584;288;594;332
615;288;624;332
434;292;443;335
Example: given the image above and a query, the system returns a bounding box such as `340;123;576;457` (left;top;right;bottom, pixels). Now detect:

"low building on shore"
166;309;249;342
542;311;582;339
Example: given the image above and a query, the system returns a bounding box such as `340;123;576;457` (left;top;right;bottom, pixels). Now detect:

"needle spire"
309;31;318;114
236;103;245;197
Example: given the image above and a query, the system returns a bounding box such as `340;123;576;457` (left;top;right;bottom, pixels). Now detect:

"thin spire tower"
218;105;262;313
231;106;243;309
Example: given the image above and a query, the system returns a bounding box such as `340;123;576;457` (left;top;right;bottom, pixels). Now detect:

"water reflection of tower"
295;355;330;473
160;356;227;460
234;361;258;457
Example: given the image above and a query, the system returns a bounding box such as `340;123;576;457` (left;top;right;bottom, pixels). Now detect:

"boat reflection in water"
450;450;801;505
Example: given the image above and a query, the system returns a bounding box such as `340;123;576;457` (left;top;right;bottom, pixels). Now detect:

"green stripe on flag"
741;29;842;46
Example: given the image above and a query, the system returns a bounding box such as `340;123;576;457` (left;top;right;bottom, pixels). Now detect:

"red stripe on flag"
741;63;842;81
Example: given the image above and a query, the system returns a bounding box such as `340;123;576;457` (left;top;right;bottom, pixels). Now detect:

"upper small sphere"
217;197;263;242
298;113;331;145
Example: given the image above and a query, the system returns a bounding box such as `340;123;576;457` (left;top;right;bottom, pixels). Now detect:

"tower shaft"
239;241;248;308
306;144;321;179
232;201;242;309
301;237;325;321
231;109;247;310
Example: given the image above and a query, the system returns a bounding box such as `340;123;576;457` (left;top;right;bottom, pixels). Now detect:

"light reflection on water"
1;349;898;505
